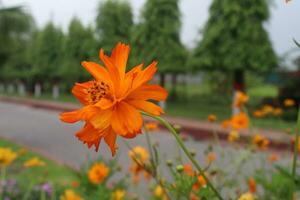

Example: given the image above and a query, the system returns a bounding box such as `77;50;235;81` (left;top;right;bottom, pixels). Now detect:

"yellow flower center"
87;81;110;104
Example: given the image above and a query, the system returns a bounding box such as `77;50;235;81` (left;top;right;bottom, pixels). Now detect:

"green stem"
0;167;6;200
142;112;224;200
292;106;300;193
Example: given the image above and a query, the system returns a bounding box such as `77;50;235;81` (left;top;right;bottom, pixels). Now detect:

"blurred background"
0;0;300;130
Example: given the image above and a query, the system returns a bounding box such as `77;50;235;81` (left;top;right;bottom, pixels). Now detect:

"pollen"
86;81;110;104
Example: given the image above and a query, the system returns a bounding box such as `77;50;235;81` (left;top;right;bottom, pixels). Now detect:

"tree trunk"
159;73;166;87
170;73;178;101
159;73;167;109
0;82;4;93
52;83;60;99
233;69;245;92
232;70;246;115
34;82;42;98
17;81;26;96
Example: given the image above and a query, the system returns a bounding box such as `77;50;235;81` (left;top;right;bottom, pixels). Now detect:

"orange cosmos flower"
207;114;217;122
129;146;151;184
231;112;249;129
252;110;265;118
248;177;256;193
234;91;249;108
206;152;217;164
284;99;295;107
192;175;207;191
60;43;168;156
221;120;231;129
183;164;195;176
252;134;269;150
268;153;280;163
144;122;159;131
88;162;110;184
273;108;283;116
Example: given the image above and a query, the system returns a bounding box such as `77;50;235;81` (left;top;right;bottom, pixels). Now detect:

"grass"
0;138;75;187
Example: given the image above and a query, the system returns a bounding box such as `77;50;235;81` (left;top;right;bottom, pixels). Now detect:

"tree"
132;0;186;88
0;5;35;84
189;0;277;91
95;0;133;51
28;22;64;88
61;17;97;88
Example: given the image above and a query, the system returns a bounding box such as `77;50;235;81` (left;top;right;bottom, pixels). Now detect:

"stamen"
86;81;110;104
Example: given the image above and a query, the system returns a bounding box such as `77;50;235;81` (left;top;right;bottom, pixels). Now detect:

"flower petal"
104;128;118;156
131;61;157;90
111;101;142;137
60;106;100;123
76;123;103;151
89;108;113;131
81;61;111;81
127;84;168;101
127;100;164;116
110;43;130;78
71;81;93;105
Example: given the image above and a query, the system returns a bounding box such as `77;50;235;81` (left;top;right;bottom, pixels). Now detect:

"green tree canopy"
29;22;64;83
0;6;35;81
132;0;186;75
96;0;133;51
61;17;97;85
189;0;277;90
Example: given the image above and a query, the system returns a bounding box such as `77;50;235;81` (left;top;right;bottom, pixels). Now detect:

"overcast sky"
3;0;300;58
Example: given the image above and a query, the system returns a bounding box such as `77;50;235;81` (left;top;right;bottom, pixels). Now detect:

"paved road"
0;101;294;198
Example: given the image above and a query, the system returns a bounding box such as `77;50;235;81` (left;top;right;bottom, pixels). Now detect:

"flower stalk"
143;112;224;200
292;106;300;193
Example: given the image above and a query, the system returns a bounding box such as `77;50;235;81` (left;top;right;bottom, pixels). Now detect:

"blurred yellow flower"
227;130;240;142
252;110;265;118
60;189;83;200
129;146;149;164
238;192;254;200
88;162;109;184
252;134;269;150
206;152;217;163
262;105;274;114
0;148;17;167
207;114;217;122
24;157;46;168
129;146;150;184
284;99;295;107
111;190;125;200
145;122;159;131
231;112;249;129
234;91;249;108
273;108;283;116
153;185;167;200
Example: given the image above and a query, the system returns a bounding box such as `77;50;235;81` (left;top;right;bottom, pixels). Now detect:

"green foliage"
0;6;35;81
28;22;64;83
132;0;187;73
61;17;97;86
255;166;300;200
96;0;133;51
190;0;277;73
